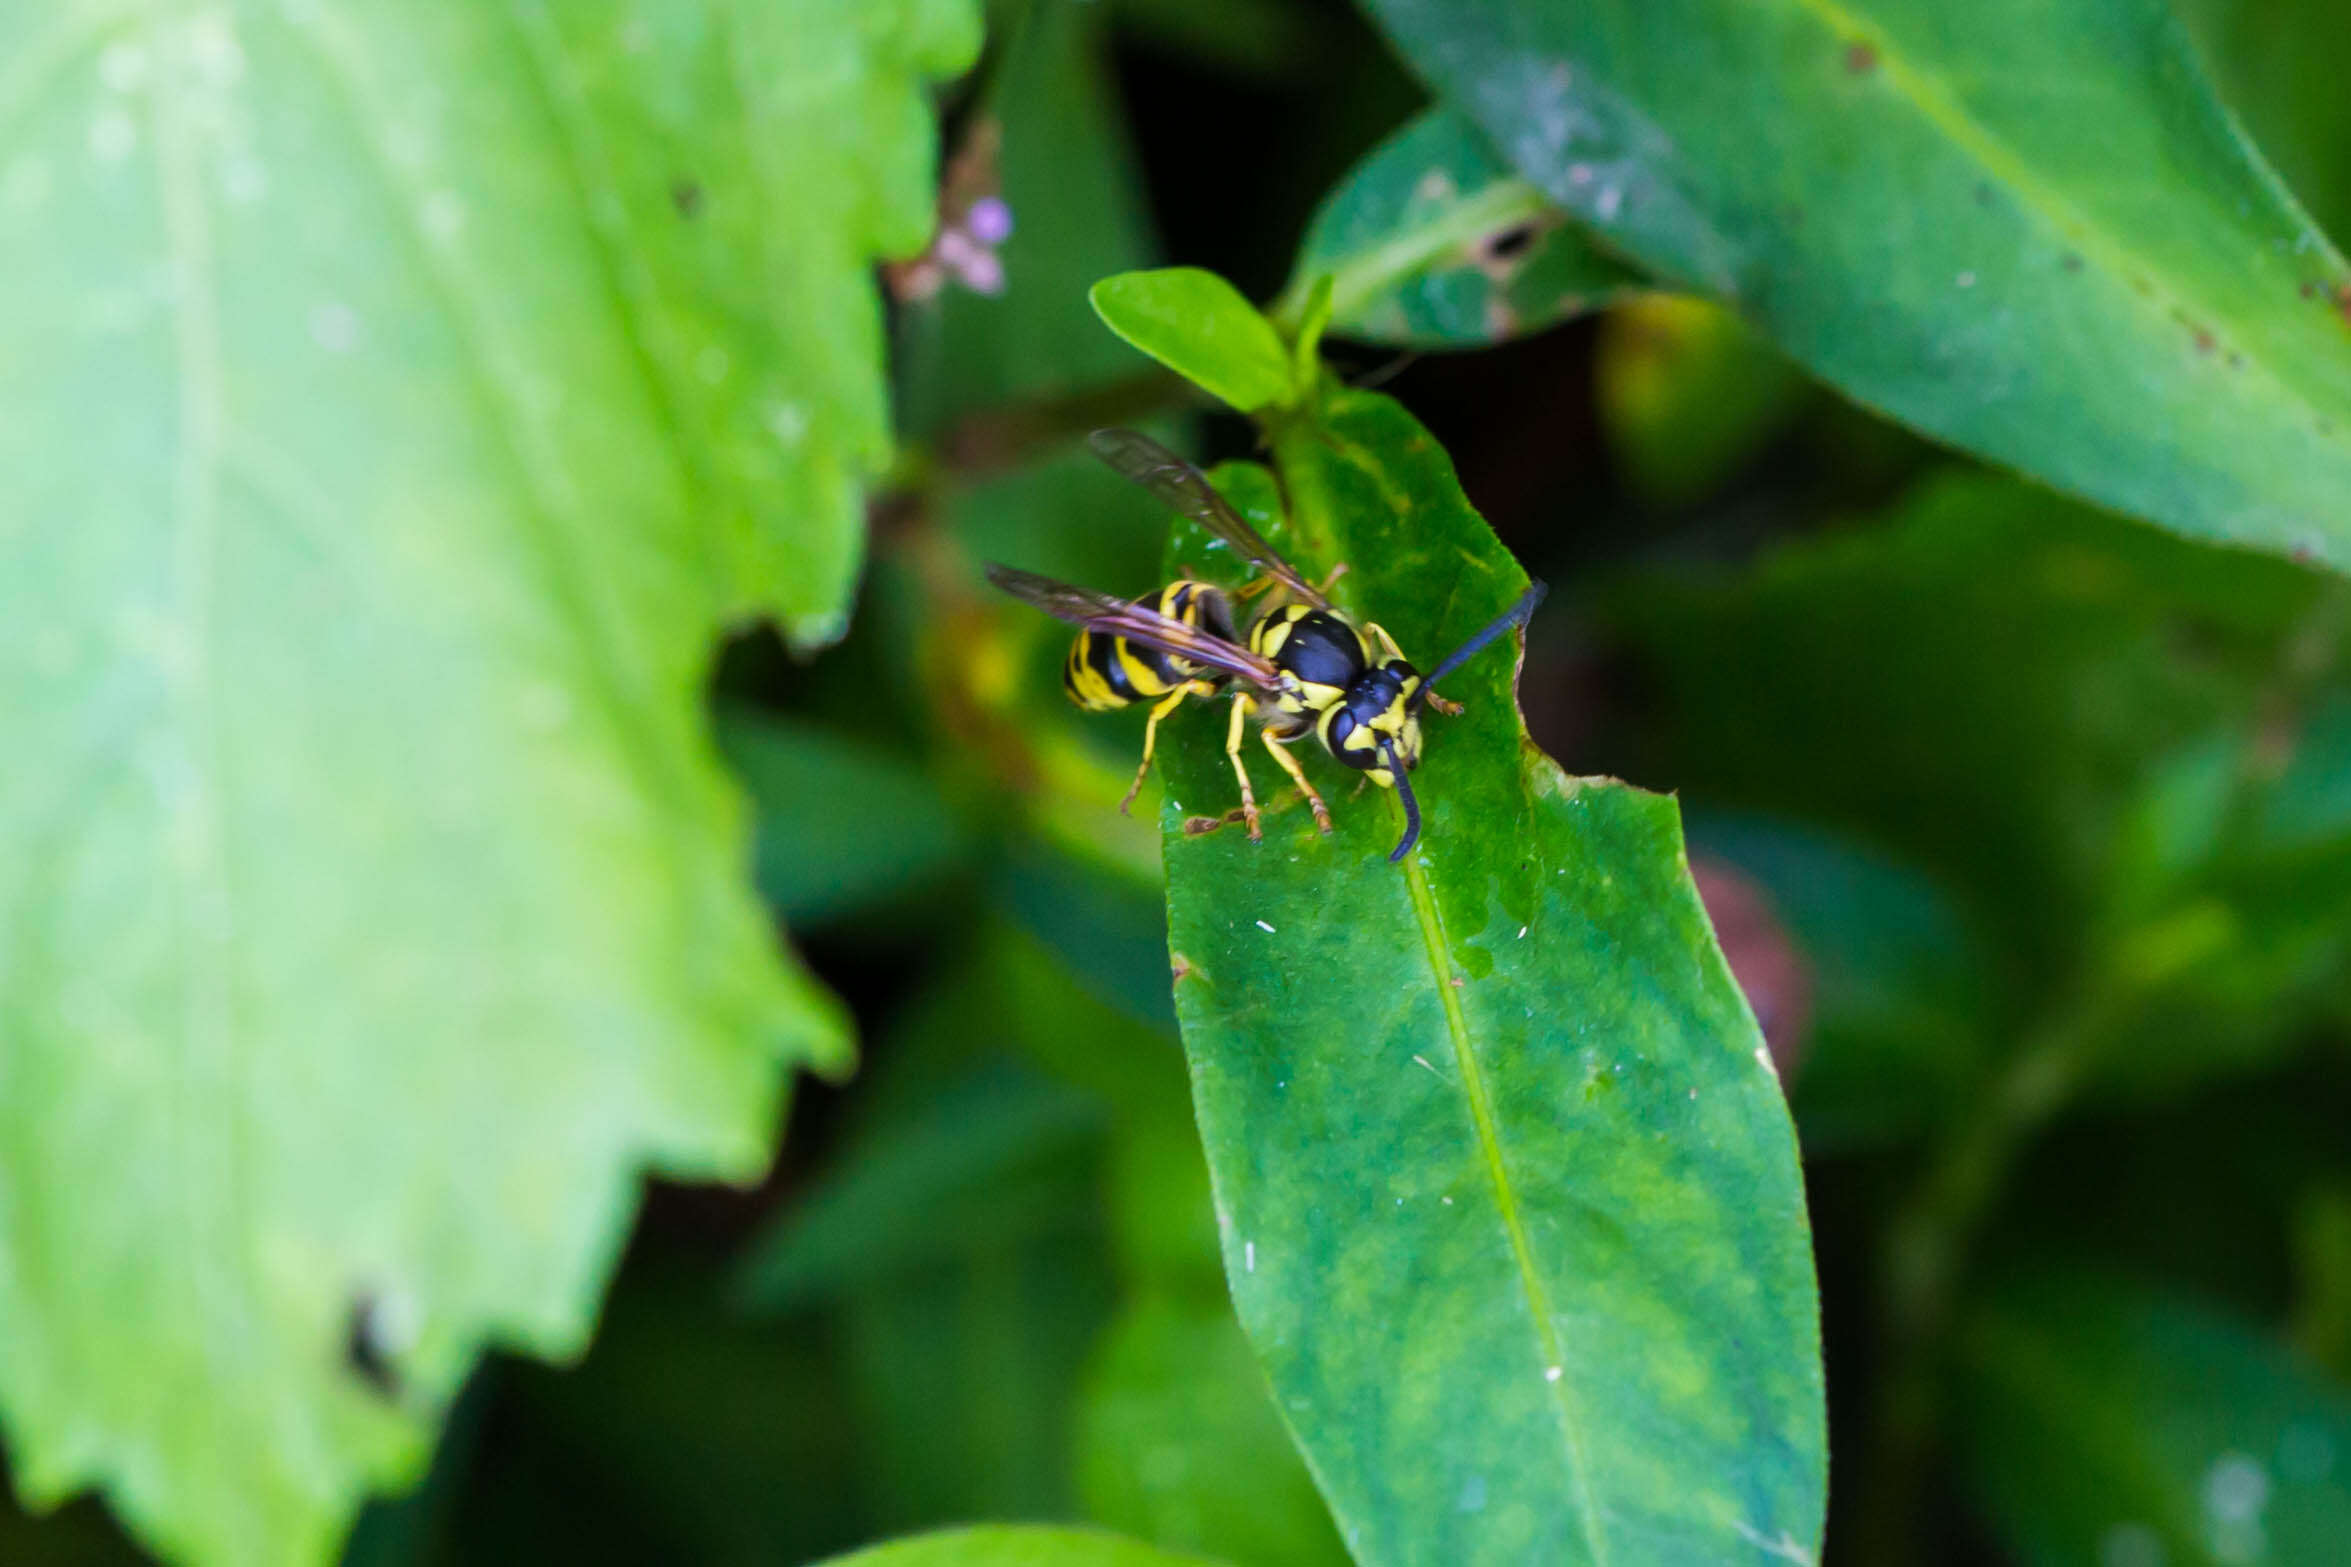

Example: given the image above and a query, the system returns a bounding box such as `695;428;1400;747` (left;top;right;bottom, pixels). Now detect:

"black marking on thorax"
1271;610;1367;689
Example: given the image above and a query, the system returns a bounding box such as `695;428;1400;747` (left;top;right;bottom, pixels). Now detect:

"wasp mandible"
986;429;1545;861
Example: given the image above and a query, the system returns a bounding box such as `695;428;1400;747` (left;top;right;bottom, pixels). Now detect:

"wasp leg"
1314;561;1351;598
1261;729;1334;833
1233;574;1280;603
1366;619;1464;715
1122;683;1200;815
1224;692;1264;841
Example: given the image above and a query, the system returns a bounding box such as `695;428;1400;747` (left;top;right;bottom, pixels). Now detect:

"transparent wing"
1087;428;1329;609
984;563;1284;692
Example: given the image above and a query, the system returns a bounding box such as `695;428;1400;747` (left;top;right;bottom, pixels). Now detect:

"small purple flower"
965;196;1014;247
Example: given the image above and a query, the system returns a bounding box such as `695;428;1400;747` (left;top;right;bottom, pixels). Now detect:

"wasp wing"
984;563;1284;693
1086;428;1330;610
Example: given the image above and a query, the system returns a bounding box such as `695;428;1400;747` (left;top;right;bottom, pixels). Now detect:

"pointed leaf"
1089;269;1298;413
1357;0;2351;570
0;2;975;1560
1145;385;1825;1564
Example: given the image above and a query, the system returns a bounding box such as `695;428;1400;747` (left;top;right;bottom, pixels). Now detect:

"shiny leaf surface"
1089;269;1299;413
1144;383;1825;1563
1358;0;2351;568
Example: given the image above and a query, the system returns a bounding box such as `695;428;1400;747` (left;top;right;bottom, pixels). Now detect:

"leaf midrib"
151;0;253;1397
1397;847;1607;1563
1289;176;1556;330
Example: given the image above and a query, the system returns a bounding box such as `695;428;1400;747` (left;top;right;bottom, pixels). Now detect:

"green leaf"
0;3;975;1561
2179;0;2351;245
1356;0;2351;570
732;1061;1101;1310
1607;472;2351;1099
812;1525;1225;1567
1089;269;1299;412
720;708;974;927
1147;385;1825;1563
1076;1295;1349;1566
1956;1271;2351;1567
1283;107;1642;347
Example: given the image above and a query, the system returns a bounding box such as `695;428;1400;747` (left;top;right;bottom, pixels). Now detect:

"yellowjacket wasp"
987;429;1546;862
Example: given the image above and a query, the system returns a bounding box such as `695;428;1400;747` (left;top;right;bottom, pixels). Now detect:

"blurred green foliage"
9;0;2351;1564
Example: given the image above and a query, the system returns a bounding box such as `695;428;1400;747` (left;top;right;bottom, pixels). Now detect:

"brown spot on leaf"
2062;253;2084;273
1845;40;1878;73
2193;328;2215;355
671;179;702;218
1171;953;1195;984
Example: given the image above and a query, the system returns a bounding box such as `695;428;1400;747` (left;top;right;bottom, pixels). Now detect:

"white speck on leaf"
2204;1451;2268;1523
1544;1364;1563;1382
89;109;137;164
1412;1054;1439;1076
221;156;266;204
99;41;150;93
186;11;245;87
1595;185;1623;221
1956;270;1977;288
765;404;810;449
1755;1044;1777;1075
423;190;466;242
1244;1241;1255;1273
1255;918;1276;933
309;301;361;353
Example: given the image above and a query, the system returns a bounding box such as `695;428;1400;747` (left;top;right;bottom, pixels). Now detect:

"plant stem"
1847;989;2110;1562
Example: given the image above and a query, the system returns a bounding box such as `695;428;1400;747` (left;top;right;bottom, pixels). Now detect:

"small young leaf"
1089;269;1299;412
1148;387;1826;1564
1360;0;2351;571
1284;108;1643;347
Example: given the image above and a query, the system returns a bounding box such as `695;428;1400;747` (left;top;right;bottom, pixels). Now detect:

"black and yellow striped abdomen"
1061;580;1236;712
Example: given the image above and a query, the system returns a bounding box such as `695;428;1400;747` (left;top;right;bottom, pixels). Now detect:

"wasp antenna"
1413;580;1548;709
1384;739;1422;862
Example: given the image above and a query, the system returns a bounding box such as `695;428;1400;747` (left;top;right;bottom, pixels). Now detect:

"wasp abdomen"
1060;580;1234;712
